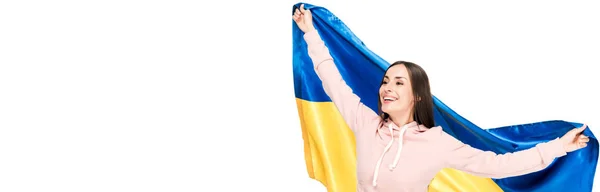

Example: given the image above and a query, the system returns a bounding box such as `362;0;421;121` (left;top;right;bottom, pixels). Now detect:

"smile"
383;97;397;103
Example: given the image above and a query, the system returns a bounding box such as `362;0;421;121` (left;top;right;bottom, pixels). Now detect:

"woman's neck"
389;112;414;127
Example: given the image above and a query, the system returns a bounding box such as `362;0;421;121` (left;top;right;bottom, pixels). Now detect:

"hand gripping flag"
292;2;598;192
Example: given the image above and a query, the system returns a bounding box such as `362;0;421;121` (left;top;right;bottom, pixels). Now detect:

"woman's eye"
396;82;403;85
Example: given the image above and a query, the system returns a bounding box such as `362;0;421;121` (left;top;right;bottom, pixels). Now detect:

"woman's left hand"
560;124;590;152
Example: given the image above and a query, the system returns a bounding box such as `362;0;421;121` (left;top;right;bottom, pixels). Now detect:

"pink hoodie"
303;30;568;192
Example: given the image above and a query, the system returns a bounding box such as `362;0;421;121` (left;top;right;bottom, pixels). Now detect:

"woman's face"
379;64;415;116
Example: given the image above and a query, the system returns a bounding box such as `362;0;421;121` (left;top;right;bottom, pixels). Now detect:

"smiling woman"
292;2;597;192
378;61;434;130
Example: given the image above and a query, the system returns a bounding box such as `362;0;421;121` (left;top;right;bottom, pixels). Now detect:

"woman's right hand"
293;4;315;33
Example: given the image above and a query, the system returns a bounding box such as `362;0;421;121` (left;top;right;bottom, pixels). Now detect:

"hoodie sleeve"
437;127;567;179
303;30;379;134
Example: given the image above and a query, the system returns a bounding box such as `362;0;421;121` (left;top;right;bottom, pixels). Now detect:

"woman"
293;4;590;192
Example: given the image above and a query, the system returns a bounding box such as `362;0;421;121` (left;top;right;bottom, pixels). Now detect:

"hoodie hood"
378;121;427;137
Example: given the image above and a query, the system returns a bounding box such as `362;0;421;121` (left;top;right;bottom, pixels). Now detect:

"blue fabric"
292;2;598;192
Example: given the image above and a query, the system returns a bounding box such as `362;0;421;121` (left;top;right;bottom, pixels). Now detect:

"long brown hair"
377;61;435;128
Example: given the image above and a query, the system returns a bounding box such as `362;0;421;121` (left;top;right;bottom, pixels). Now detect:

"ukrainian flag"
292;3;598;192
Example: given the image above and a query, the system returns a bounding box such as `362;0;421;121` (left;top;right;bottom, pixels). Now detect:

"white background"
1;0;598;191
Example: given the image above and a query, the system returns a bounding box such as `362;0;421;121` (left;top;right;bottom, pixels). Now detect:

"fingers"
579;124;588;132
569;124;588;135
299;4;311;15
294;7;305;22
294;9;300;20
294;4;312;23
294;4;305;18
577;134;590;148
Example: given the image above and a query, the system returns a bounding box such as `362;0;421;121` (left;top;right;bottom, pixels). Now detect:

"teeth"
384;97;396;101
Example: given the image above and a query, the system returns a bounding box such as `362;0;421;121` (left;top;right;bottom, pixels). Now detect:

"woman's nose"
384;85;392;92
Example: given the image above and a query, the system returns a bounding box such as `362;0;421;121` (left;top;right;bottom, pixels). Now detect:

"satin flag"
292;3;598;192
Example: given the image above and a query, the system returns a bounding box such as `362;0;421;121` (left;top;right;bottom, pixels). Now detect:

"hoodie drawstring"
372;123;408;187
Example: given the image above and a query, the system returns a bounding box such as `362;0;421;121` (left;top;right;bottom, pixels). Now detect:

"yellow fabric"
429;168;503;192
296;98;504;192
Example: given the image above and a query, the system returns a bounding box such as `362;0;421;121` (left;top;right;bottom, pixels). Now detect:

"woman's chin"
381;108;394;114
382;107;402;115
